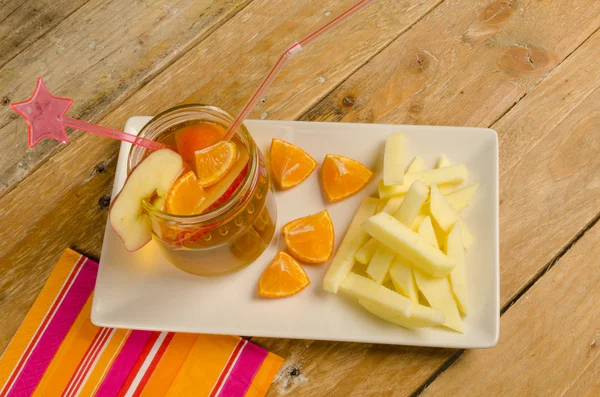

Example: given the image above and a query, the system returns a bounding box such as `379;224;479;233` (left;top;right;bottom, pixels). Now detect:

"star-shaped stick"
11;78;171;151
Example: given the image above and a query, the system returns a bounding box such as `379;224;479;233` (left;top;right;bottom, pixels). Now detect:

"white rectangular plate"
92;117;499;348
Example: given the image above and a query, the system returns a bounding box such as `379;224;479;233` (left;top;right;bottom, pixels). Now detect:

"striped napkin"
0;249;283;397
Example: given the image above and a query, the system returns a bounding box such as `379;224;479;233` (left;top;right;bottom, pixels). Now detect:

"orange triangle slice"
270;138;318;189
321;154;374;202
282;210;335;264
194;141;237;187
258;251;310;298
165;171;207;215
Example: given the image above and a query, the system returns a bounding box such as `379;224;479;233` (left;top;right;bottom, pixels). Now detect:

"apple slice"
430;184;460;232
378;164;467;199
358;296;444;329
362;212;455;277
446;222;468;314
436;155;451;169
383;133;406;186
366;244;395;284
366;180;429;282
389;260;419;303
405;156;423;174
340;273;413;318
444;183;479;213
110;149;184;251
355;238;379;265
381;196;404;214
323;197;379;293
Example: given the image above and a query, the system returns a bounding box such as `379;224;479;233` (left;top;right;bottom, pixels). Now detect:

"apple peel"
110;149;184;251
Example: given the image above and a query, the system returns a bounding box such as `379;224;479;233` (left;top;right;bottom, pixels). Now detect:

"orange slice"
194;141;237;187
282;210;335;264
258;251;310;298
175;124;224;164
165;171;207;215
321;154;374;202
270;139;318;189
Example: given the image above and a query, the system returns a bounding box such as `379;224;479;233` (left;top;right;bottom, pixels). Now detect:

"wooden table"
1;0;599;395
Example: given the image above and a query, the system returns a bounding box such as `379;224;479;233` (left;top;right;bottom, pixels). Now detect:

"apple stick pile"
323;133;478;333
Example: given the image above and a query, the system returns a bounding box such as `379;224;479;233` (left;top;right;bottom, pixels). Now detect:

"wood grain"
0;0;89;68
0;0;252;194
302;0;600;127
0;0;440;257
256;14;600;397
0;154;116;350
105;0;442;124
0;0;441;353
0;0;598;395
495;36;600;303
0;0;441;198
420;222;600;397
298;0;600;306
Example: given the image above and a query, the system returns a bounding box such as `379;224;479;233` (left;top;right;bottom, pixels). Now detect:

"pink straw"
63;117;170;151
224;0;374;140
11;78;173;151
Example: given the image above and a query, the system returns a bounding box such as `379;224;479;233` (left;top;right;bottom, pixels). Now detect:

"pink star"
11;78;73;148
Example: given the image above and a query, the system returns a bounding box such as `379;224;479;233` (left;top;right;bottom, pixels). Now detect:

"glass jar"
128;104;277;276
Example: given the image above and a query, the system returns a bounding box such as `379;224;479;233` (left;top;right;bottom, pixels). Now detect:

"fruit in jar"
175;123;224;165
165;171;207;215
110;149;184;251
194;141;237;187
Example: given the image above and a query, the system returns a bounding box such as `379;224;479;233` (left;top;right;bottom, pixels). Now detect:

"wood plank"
0;153;116;350
301;0;600;127
0;0;252;194
0;0;90;68
255;10;600;397
0;0;441;261
0;4;597;396
298;0;600;309
0;0;441;353
495;57;600;303
561;352;600;397
104;0;442;125
0;0;440;198
420;222;600;397
262;340;450;397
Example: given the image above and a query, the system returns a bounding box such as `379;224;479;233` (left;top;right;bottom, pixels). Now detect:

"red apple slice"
110;149;184;251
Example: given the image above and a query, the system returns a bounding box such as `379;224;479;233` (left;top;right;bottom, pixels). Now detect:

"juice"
129;105;277;276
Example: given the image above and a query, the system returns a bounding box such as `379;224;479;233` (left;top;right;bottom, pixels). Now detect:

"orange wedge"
321;154;374;202
270;138;318;189
258;251;310;298
194;141;237;187
175;124;224;164
282;210;335;264
165;171;207;215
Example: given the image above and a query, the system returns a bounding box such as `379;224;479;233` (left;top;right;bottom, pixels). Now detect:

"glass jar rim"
127;104;258;225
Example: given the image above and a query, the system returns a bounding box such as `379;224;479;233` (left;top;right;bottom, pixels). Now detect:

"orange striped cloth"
0;249;283;397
